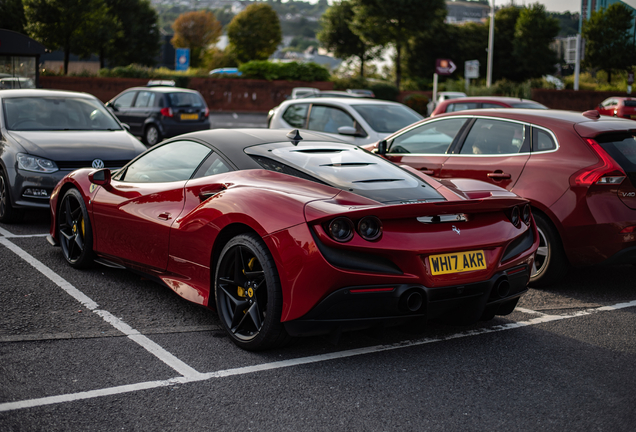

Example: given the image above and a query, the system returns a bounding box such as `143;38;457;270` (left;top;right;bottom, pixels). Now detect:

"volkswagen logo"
92;159;105;169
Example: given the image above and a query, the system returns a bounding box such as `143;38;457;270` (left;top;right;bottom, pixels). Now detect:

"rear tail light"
570;139;626;186
357;216;382;241
328;217;354;242
522;204;531;225
203;107;210;118
620;225;636;233
160;107;173;118
509;206;521;227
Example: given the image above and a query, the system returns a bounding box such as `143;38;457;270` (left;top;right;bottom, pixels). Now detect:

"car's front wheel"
0;168;24;224
58;188;94;268
214;233;291;351
143;124;161;146
530;212;568;287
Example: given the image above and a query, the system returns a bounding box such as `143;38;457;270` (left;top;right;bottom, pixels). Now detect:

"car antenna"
287;129;303;146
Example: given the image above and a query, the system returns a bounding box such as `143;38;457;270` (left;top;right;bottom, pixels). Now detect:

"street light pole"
486;0;495;87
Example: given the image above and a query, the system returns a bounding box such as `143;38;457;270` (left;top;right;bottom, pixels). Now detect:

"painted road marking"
0;237;203;379
1;299;635;413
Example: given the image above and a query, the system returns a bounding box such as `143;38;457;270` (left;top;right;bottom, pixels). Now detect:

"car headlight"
17;153;58;173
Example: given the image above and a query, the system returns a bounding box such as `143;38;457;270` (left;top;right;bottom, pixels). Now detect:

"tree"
317;0;382;78
74;1;121;69
512;4;560;81
227;3;282;64
351;0;446;90
102;0;159;68
492;6;521;82
24;0;113;74
0;0;27;34
171;11;222;69
583;2;635;83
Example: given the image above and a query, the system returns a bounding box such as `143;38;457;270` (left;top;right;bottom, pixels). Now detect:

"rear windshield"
167;92;204;108
597;133;636;173
624;100;636;107
245;142;444;204
509;102;548;109
352;104;423;133
2;96;122;131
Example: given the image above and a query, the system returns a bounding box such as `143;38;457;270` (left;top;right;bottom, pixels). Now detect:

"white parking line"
2;299;635;413
0;237;203;379
0;226;49;238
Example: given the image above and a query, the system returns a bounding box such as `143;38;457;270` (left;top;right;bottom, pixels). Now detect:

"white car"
268;97;423;146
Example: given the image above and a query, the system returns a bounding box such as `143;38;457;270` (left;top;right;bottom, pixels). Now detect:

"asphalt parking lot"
1;210;635;431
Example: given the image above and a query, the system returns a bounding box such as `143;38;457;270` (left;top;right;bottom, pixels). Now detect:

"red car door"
440;117;530;191
90;139;213;270
384;117;469;176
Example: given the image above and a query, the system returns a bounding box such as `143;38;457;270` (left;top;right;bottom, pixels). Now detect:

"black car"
0;89;146;223
106;82;211;146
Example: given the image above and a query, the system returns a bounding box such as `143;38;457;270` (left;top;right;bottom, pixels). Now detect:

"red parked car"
430;96;548;117
47;128;538;350
596;96;636;119
366;109;636;286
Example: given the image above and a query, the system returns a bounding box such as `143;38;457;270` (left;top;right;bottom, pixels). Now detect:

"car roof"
284;97;402;106
0;88;96;99
118;86;202;94
440;96;537;104
433;108;636;137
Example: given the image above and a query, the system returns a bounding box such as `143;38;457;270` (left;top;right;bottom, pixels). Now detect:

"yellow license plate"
630;115;636;119
429;250;487;275
181;113;199;120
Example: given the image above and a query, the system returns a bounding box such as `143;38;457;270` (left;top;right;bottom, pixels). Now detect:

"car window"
597;133;636;174
624;100;636;107
532;128;556;152
307;106;355;133
461;119;527;155
389;118;467;154
509;102;548;109
118;140;211;183
114;92;136;109
447;102;479;112
168;92;204;108
193;152;232;178
134;91;155;108
481;103;503;109
352;104;422;133
3;96;122;131
282;103;308;128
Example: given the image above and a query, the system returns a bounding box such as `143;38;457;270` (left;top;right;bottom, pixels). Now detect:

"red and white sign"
436;59;456;76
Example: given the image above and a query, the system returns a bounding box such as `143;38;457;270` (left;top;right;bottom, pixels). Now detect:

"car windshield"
509;102;548;109
168;92;204;108
352;104;423;133
245;141;444;204
2;96;122;131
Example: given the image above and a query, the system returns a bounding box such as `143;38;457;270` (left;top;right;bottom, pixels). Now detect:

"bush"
403;93;429;115
97;64;195;87
369;82;399;101
239;61;330;81
331;76;368;91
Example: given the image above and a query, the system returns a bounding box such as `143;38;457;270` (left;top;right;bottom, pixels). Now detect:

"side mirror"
121;123;130;131
89;168;111;186
377;140;387;156
105;101;117;112
337;126;357;136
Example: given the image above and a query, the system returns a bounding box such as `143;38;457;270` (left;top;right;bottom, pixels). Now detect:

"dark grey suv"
106;82;211;146
0;89;147;223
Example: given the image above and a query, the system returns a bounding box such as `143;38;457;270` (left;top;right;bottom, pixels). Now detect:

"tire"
143;124;161;146
529;212;568;287
0;168;24;224
57;188;94;268
214;233;291;351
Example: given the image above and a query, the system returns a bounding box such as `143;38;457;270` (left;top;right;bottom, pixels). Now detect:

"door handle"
487;172;512;180
158;212;172;221
199;184;227;201
418;168;435;175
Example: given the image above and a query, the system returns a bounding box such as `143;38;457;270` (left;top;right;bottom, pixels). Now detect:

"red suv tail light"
160;107;173;118
570;138;626;186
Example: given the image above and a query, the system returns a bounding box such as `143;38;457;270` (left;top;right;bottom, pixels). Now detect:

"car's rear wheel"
144;124;161;146
214;233;291;351
58;188;94;268
0;168;24;223
530;212;568;287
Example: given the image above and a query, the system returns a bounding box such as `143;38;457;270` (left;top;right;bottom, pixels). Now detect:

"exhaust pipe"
400;290;424;312
495;279;510;298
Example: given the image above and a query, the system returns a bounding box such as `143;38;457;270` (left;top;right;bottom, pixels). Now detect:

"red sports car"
596;96;636;119
366;109;636;287
48;128;538;350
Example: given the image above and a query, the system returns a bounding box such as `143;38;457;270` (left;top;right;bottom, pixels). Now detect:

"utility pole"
486;0;495;87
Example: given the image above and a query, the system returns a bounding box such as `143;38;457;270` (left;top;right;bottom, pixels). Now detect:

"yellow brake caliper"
237;257;257;302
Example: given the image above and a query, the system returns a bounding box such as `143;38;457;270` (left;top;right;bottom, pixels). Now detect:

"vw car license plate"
181;113;198;120
429;250;487;275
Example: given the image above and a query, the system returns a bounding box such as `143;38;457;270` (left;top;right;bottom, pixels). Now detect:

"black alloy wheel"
0;168;23;223
529;212;568;287
214;233;291;351
144;124;161;146
58;188;94;268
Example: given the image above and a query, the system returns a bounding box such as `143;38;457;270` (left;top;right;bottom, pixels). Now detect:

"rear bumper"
283;266;529;337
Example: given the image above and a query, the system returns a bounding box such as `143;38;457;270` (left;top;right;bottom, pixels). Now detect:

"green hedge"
238;61;330;81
